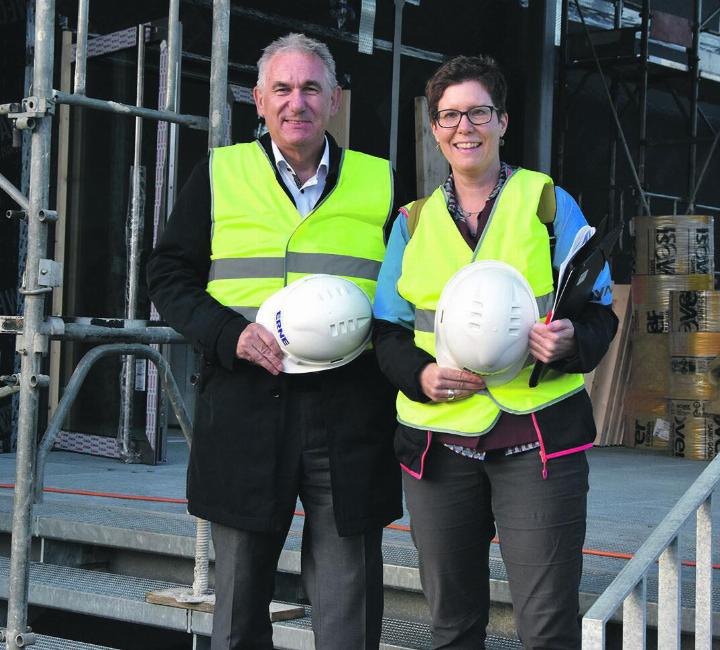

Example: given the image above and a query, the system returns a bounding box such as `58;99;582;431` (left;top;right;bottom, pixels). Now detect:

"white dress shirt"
271;138;330;218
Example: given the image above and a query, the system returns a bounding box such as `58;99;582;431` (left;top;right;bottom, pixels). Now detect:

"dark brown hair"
425;55;507;122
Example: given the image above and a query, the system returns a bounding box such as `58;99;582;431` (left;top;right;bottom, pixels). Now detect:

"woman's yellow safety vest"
396;169;586;436
206;141;393;319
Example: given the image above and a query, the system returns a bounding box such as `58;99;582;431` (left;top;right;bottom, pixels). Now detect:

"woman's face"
431;80;508;179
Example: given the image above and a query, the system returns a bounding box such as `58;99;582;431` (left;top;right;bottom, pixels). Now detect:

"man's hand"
529;319;577;364
420;363;486;403
236;323;284;375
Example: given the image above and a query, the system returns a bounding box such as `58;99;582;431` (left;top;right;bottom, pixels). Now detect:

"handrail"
582;453;719;648
34;343;192;504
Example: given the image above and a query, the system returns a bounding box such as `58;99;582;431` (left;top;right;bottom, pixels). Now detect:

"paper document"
552;224;595;318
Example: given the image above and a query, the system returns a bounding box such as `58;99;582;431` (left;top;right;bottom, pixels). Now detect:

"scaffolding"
557;0;720;230
0;0;236;646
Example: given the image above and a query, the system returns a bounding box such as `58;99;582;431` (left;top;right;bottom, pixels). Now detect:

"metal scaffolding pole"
0;172;29;211
73;0;90;95
637;0;649;195
688;0;703;210
556;0;570;185
192;0;231;597
118;24;148;462
5;0;56;646
208;0;229;149
388;0;405;167
607;0;624;230
165;0;181;113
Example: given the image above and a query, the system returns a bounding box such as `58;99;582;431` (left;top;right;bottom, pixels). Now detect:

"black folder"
528;219;621;388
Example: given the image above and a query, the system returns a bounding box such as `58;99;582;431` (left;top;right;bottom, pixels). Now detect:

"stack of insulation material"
626;215;714;451
667;290;720;460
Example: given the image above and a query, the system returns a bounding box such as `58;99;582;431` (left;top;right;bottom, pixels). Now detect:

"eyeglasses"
433;106;498;128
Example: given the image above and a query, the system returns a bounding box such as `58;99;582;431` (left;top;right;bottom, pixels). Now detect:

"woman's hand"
420;363;486;403
529;319;577;364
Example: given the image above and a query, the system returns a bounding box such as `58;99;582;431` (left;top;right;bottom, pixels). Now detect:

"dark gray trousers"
210;389;384;650
403;443;589;650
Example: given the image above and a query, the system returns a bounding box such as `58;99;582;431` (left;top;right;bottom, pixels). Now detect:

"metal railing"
582;453;719;648
0;0;232;647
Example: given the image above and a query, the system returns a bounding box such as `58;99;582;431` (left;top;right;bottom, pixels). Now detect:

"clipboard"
528;219;621;388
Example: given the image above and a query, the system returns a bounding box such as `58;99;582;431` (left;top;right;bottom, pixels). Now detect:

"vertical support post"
524;0;557;174
688;0;703;211
608;0;623;229
5;0;56;647
388;0;405;167
73;0;90;95
637;0;649;203
622;577;647;650
192;0;231;595
165;0;180;113
556;0;570;184
119;24;147;462
694;496;713;648
657;536;681;650
208;0;230;149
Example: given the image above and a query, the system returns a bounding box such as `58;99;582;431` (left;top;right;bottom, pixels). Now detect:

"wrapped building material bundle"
633;215;713;276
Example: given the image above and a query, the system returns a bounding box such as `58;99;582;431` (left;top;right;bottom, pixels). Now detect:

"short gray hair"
256;33;338;91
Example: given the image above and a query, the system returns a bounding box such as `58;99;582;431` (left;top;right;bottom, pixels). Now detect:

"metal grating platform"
272;605;524;650
0;556;195;632
0;635;118;650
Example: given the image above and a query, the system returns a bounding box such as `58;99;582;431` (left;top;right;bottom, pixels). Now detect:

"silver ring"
447;388;456;401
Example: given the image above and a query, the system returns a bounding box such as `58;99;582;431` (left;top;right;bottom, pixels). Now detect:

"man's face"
253;50;340;157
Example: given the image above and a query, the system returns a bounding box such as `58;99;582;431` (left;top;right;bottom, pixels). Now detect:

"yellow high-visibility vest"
207;141;393;320
396;169;586;436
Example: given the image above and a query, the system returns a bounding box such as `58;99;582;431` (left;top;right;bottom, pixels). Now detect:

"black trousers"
403;443;589;650
210;388;384;650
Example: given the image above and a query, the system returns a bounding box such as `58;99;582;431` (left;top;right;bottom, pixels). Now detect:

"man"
147;33;403;650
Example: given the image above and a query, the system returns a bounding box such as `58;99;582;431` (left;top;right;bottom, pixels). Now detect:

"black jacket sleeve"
550;302;619;374
146;156;249;370
372;319;434;403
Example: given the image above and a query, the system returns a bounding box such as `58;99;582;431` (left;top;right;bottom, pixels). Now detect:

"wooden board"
414;96;448;198
327;89;351;149
145;589;304;621
588;285;632;445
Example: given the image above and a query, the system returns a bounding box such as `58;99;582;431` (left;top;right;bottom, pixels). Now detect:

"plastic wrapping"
669;332;720;400
624;392;669;451
633;215;714;276
631;275;713;335
669;290;720;333
630;335;670;394
669;414;720;460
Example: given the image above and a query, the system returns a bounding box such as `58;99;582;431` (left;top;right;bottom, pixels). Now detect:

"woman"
373;55;617;650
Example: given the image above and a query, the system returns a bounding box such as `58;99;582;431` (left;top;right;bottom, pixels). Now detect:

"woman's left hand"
529;319;577;364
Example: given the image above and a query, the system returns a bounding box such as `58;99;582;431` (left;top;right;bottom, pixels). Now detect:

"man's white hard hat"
435;260;539;387
256;274;372;373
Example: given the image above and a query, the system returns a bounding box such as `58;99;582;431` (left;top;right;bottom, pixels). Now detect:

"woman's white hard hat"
435;260;539;387
255;274;373;373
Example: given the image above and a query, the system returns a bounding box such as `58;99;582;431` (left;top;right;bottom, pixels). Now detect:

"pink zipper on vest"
530;412;593;480
400;431;432;480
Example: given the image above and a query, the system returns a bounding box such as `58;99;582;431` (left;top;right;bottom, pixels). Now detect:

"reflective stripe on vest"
414;291;555;333
207;141;393;313
396;169;585;436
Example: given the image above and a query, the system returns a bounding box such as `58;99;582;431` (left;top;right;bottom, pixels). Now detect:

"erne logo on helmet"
275;310;290;346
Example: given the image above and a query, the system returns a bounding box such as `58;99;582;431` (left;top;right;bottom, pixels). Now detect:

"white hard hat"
435;261;539;387
255;274;373;373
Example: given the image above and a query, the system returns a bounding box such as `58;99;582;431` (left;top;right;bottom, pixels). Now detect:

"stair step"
0;556;207;633
0;558;522;649
0;634;119;650
272;607;523;650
